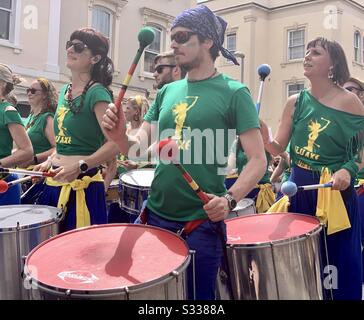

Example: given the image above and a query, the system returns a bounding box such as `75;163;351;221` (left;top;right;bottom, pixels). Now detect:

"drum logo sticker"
58;271;99;284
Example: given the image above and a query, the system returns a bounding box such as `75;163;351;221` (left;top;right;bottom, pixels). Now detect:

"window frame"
287;28;305;61
225;32;236;64
143;24;163;75
287;82;305;98
92;5;113;41
0;0;21;47
354;31;360;62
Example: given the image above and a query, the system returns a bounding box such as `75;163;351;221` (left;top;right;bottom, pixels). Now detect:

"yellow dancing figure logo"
56;106;71;144
172;96;198;150
304;118;331;153
294;117;331;165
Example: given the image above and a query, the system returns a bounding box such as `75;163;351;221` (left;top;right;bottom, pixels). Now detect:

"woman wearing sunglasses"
19;78;57;168
35;28;118;232
0;63;33;205
261;38;364;300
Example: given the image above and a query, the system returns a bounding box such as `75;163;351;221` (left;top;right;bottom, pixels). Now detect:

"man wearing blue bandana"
103;5;266;300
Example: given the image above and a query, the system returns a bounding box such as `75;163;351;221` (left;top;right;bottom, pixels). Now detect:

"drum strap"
46;171;104;228
177;218;206;236
357;185;364;196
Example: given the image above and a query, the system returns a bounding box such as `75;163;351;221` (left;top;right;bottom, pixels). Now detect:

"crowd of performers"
0;4;364;300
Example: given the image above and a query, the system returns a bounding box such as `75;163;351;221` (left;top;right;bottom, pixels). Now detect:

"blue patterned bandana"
171;5;239;65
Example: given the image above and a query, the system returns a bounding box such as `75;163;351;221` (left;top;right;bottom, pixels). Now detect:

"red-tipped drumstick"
0;175;35;194
0;167;55;178
158;138;208;233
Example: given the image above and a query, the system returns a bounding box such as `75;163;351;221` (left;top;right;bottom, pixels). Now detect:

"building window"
354;31;360;62
92;6;112;40
287;83;304;97
144;25;162;73
226;33;236;62
288;29;305;60
0;0;13;41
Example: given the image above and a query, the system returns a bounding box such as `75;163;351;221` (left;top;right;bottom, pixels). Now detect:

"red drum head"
226;213;321;245
25;224;189;293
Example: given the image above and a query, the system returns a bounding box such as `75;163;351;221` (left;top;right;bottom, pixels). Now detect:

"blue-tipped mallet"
281;181;333;197
256;64;271;114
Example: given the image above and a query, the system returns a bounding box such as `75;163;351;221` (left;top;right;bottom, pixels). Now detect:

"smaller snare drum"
119;169;155;217
105;179;119;204
226;198;256;220
0;205;62;300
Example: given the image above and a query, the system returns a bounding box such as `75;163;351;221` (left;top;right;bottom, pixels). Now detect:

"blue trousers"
356;189;364;283
136;207;226;300
289;166;363;300
0;174;21;205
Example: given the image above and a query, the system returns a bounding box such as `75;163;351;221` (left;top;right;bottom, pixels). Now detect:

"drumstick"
158;138;236;299
0;176;35;194
281;181;333;197
256;64;271;114
0;167;55;178
158;138;210;204
158;138;208;233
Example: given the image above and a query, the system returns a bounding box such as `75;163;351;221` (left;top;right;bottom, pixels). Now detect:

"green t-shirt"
290;89;364;173
0;101;24;159
54;84;112;156
234;140;271;184
144;74;259;221
25;112;54;155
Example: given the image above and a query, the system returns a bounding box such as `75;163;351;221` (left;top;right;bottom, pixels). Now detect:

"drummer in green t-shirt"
0;64;33;205
19;78;58;168
102;5;267;300
261;38;364;299
34;28;119;232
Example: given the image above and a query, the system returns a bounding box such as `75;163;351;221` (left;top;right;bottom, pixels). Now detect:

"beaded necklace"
25;112;42;130
66;79;95;114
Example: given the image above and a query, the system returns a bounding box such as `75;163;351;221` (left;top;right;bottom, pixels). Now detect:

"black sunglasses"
155;64;176;74
66;40;88;53
171;31;197;44
26;88;42;95
345;86;362;93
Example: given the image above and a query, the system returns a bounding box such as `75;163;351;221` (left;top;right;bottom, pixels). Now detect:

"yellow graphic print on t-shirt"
294;117;331;162
305;118;331;152
56;106;72;144
172;96;198;150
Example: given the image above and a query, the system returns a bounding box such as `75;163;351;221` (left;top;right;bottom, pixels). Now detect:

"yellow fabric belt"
267;195;290;213
255;183;275;213
316;168;350;235
267;168;351;235
46;171;104;228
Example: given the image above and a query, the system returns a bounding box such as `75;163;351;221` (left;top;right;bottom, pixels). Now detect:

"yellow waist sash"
46;171;104;228
255;183;275;213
